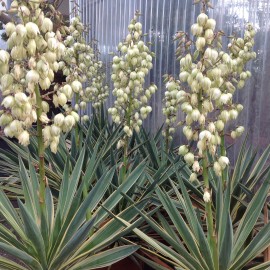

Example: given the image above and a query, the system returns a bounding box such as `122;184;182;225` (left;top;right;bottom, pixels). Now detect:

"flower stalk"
34;85;46;207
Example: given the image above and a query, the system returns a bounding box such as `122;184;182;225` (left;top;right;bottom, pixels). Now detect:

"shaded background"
69;0;270;162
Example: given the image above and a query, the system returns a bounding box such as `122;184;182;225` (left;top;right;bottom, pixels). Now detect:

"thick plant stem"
220;134;227;187
165;128;170;154
34;86;46;209
75;93;80;147
203;153;219;269
120;137;129;184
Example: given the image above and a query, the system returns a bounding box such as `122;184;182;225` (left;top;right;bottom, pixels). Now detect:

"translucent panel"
73;0;270;159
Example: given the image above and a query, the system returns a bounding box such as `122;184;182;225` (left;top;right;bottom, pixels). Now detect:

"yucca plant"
118;163;270;270
0;146;152;269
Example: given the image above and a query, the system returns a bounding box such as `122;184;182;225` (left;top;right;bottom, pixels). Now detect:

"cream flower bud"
218;156;230;170
197;13;208;26
14;92;28;105
71;80;82;93
26;70;39;83
1;74;13;88
205;29;214;43
25;22;40;38
9;120;22;134
183;126;193;140
18;130;30;146
191;23;203;36
184;152;195;166
220;94;230;105
199;114;206;125
0;113;12;126
64;115;76;127
0;50;10;63
176;90;187;102
40;113;50;124
71;111;80;122
5;22;16;37
208;122;216;133
53;94;59;107
205;19;216;30
41;101;49;113
16;24;27;37
201;77;211;91
50;141;58;154
229;109;238;120
63;84;73;99
211;88;221;100
42;126;51;144
47;38;58;51
4;126;14;137
238;80;245;89
179;71;190;82
181;102;192;113
231;131;237;139
82;115;89;122
199;130;212;141
123;125;130;134
13;64;23;80
80;101;87;110
220;110;230;123
191;109;200;121
51;125;61;136
58;93;67;106
190;173;197;182
41;18;53;33
2;96;15;108
196;37;206;51
216;120;225;132
192;161;200;173
39;78;51;90
214;161;222;177
117;139;124;149
236;104;244;112
178;145;189;156
236;126;245;136
203;190;211;203
54;113;65;126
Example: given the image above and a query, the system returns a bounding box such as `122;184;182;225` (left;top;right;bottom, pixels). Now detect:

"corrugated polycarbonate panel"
70;0;270;159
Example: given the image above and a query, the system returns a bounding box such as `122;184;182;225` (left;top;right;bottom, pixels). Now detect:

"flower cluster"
59;16;108;117
176;12;256;184
108;13;157;143
0;0;79;152
162;77;183;141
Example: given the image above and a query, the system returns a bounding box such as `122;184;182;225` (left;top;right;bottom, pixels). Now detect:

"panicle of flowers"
162;76;184;142
58;16;108;121
0;0;79;153
82;50;109;111
176;10;256;184
108;12;157;144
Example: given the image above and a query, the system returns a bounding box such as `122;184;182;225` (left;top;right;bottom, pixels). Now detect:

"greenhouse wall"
71;0;270;159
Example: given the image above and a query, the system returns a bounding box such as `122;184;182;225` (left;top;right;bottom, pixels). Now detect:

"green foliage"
129;162;270;270
0;150;141;270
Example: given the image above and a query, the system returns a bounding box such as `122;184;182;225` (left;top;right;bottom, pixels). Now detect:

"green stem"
165;128;170;154
199;84;218;268
220;133;227;187
202;153;219;269
75;93;80;147
121;93;133;183
34;85;46;209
